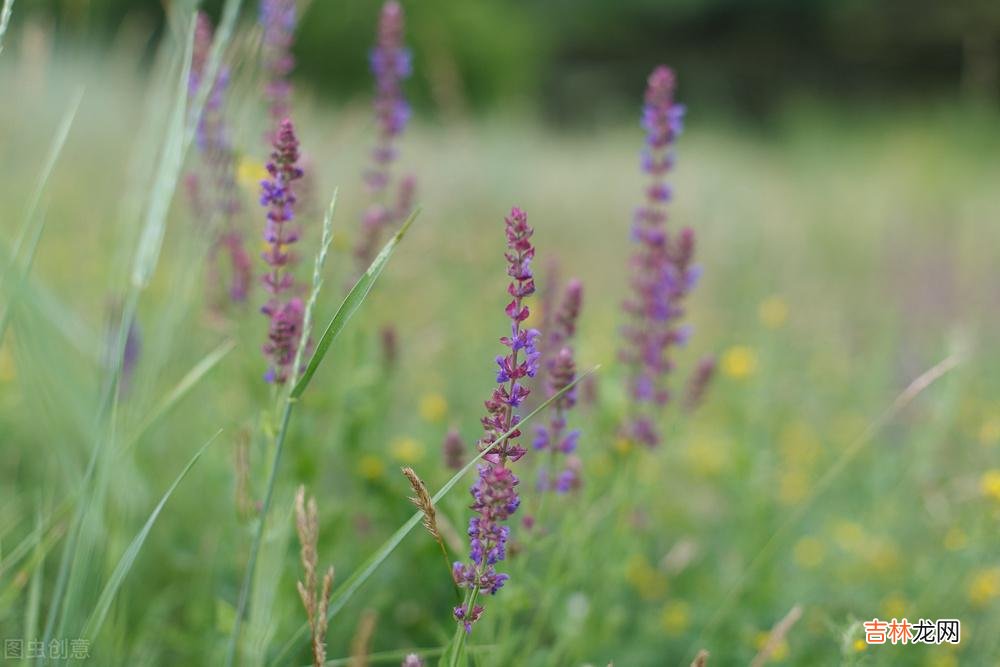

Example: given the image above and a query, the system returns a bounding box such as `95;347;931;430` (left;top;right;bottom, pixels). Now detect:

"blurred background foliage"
19;0;1000;121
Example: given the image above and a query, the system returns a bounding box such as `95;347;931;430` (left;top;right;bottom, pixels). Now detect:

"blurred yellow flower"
418;393;448;423
832;520;866;552
390;437;425;464
778;470;809;505
881;593;908;619
614;436;633;455
758;296;788;329
852;638;866;653
624;554;668;600
967;567;1000;607
660;600;691;636
357;455;385;480
868;539;901;573
980;469;1000;502
754;631;789;661
686;437;728;477
237;157;269;191
944;527;967;551
925;652;958;667
721;345;758;379
793;536;825;569
980;417;1000;446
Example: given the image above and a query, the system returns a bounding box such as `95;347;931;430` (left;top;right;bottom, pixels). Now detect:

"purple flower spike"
260;0;297;134
260;118;305;383
536;277;584;494
353;1;416;279
187;12;251;305
620;66;700;447
453;207;539;634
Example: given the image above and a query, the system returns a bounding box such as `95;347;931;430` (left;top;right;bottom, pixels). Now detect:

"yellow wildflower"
852;639;866;653
778;470;809;505
925;651;958;667
357;455;385;480
832;520;866;552
390;437;425;464
685;435;728;477
758;296;788;329
980;469;1000;502
793;536;825;569
660;600;690;636
721;345;757;380
418;393;448;423
237;157;269;192
967;567;1000;607
880;593;908;619
624;554;668;600
614;436;633;455
868;539;900;573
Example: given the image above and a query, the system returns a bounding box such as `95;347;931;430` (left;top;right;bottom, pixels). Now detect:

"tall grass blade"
288;191;337;400
270;366;600;666
0;89;83;343
0;0;13;56
127;338;237;448
291;208;419;399
81;430;222;640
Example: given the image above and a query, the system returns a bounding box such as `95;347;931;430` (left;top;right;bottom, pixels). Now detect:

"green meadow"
2;12;1000;667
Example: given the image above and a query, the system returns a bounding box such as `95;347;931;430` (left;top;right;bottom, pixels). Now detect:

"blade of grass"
0;0;13;56
126;338;237;448
81;430;221;640
288;191;337;398
227;194;390;667
270;366;600;666
291;206;418;399
44;0;244;646
0;89;84;344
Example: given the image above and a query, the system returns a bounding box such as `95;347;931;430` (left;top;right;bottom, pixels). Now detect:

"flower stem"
224;395;295;667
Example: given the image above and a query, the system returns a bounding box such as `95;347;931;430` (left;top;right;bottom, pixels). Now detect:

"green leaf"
290;208;419;399
81;430;221;640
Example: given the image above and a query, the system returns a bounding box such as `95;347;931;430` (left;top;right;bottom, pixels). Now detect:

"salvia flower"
452;207;539;633
260;0;297;133
260;118;305;383
534;279;584;493
188;12;251;303
533;347;581;492
620;65;700;447
353;1;415;278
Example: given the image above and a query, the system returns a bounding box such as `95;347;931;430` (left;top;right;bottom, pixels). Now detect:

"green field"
2;23;1000;667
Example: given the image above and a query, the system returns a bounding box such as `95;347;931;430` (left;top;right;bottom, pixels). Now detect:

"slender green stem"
224;397;295;667
448;586;480;667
